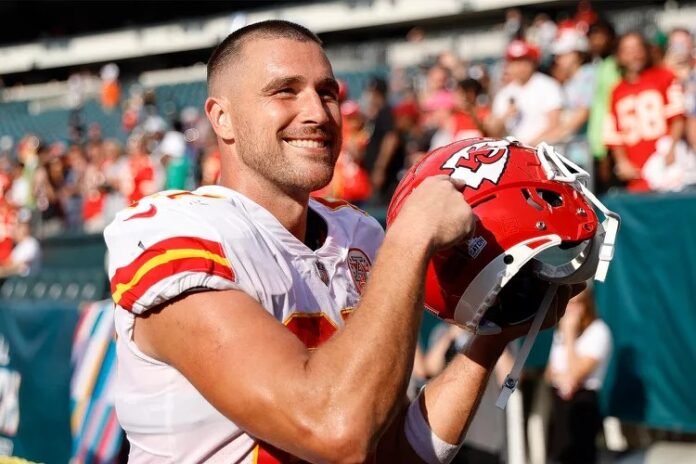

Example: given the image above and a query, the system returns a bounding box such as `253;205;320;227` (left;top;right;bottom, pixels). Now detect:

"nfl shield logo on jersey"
441;140;510;189
347;248;371;294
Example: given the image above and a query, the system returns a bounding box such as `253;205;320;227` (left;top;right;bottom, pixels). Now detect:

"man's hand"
390;175;474;253
485;282;586;348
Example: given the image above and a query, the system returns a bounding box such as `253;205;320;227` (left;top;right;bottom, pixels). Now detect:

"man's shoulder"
104;189;254;254
104;190;255;314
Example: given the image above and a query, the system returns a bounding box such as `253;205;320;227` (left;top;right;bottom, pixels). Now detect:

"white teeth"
286;139;326;148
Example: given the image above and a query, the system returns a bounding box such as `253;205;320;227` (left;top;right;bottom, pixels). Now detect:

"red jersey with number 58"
604;67;685;191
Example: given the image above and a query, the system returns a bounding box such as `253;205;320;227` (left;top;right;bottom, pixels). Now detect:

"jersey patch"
347;248;372;295
110;236;234;311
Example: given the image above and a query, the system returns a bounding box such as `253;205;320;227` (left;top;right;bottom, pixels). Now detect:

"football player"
105;21;579;463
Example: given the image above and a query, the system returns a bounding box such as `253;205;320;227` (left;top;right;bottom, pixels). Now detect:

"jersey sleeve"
104;192;241;314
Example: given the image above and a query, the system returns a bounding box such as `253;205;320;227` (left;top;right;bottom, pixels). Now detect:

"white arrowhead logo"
441;140;510;189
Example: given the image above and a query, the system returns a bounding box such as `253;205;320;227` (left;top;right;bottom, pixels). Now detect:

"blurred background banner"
70;300;121;464
596;192;696;432
0;300;78;464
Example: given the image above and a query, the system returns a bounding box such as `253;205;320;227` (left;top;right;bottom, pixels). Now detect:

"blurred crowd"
0;84;223;276
2;3;696;276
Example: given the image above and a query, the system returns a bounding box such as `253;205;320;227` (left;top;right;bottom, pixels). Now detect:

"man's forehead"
241;37;334;80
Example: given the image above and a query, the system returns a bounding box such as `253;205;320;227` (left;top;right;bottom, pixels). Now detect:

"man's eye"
320;89;338;101
277;88;296;96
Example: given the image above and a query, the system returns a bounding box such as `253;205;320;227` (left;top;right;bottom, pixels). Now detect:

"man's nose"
298;90;331;125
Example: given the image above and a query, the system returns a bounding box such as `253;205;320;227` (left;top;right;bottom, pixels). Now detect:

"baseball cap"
551;30;589;55
505;40;541;62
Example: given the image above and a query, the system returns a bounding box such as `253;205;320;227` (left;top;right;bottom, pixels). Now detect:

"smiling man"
104;21;574;463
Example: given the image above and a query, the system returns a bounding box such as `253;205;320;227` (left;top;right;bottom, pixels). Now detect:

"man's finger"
449;176;467;190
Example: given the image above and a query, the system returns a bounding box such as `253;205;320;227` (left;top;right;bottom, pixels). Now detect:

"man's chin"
303;169;335;192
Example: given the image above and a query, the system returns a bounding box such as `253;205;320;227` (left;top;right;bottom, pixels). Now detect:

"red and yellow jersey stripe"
110;236;235;311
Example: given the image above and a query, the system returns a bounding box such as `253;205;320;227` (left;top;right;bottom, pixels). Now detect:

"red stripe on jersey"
111;236;228;293
116;255;234;311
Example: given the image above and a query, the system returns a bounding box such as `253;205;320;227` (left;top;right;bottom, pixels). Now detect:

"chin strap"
496;283;559;409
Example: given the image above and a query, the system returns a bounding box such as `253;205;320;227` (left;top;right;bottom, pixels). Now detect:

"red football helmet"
387;137;619;335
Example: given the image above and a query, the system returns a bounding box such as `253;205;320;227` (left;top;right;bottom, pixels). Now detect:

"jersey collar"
194;185;342;258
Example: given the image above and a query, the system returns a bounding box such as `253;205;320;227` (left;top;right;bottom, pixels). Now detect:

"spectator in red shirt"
313;101;372;203
452;78;491;140
0;197;16;265
122;135;157;205
604;32;685;192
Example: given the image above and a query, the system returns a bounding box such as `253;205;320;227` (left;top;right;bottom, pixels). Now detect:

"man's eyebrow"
261;76;305;94
318;77;340;93
260;76;339;94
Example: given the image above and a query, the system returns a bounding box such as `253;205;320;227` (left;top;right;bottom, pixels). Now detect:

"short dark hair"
207;20;322;89
588;18;616;40
457;78;482;96
366;77;388;98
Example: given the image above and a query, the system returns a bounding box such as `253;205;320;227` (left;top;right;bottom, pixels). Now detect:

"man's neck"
220;167;310;242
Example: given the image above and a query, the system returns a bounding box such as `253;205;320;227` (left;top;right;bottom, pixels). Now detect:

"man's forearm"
306;226;432;443
376;333;505;462
421;334;504;444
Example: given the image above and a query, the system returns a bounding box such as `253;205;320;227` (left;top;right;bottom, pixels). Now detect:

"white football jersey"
104;185;384;463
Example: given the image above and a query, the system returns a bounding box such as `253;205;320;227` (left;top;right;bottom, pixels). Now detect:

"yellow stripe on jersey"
112;248;230;304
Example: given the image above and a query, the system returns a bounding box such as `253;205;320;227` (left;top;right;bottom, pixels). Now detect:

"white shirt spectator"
10;236;41;276
493;72;563;144
549;319;612;391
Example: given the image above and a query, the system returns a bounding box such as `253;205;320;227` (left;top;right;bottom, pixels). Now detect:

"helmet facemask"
491;139;620;408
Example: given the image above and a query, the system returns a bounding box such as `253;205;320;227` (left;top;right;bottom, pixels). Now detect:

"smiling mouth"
284;139;330;149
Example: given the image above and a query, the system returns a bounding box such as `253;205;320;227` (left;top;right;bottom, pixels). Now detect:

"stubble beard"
235;122;338;195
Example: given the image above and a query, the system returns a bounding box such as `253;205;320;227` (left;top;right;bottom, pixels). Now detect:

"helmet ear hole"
522;189;544;211
536;189;564;207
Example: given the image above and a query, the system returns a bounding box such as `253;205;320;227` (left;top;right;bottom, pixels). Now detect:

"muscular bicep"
133;289;318;455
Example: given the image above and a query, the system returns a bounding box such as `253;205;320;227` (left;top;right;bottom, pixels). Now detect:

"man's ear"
205;96;235;141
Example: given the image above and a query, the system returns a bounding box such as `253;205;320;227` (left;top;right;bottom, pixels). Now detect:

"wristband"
404;388;461;464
